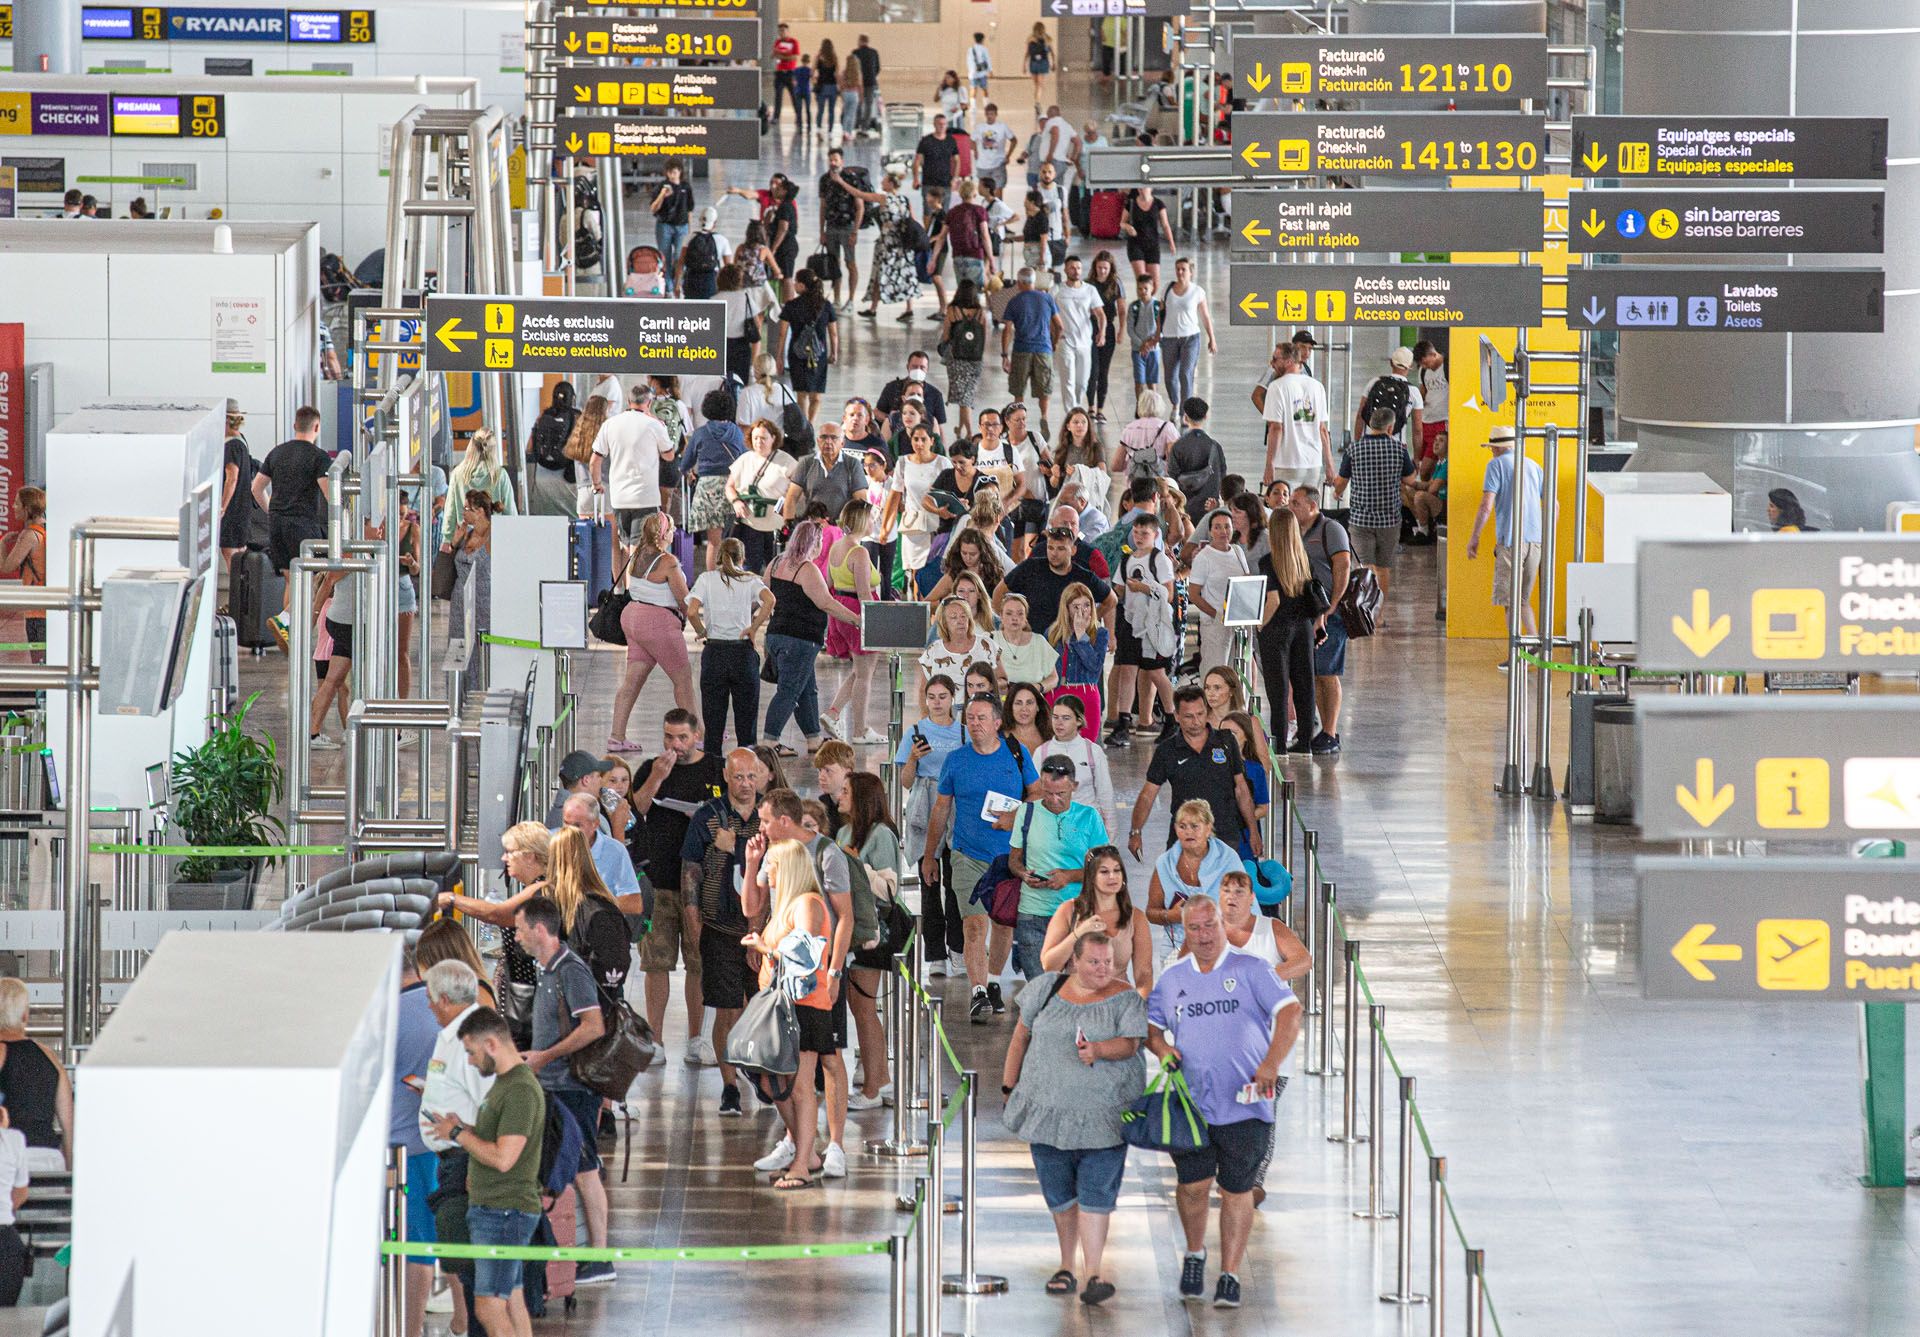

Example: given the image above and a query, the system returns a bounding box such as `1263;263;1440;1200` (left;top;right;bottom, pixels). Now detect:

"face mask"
908;368;926;383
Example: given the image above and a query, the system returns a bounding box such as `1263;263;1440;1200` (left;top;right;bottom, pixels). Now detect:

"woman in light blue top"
1145;799;1242;965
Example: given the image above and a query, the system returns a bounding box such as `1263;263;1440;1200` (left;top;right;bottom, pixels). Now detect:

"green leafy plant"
170;690;287;884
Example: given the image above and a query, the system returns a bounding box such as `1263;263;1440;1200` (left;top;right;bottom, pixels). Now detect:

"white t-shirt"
1043;115;1077;163
975;121;1015;171
736;379;794;430
967;42;992;78
689;570;769;640
1037;181;1067;242
593;409;670;510
1011;436;1050;500
728;448;798;532
1188;542;1250;613
892;453;951;532
920;630;997;679
1263;370;1329;473
1054;281;1102;347
1419;364;1450;424
419;1005;494;1152
1162;283;1208;339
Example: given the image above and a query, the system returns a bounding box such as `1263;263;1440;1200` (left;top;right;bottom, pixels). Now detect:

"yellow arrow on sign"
1671;923;1742;982
1239;142;1271;169
1240;218;1271;246
1675;758;1734;828
1671;588;1730;658
1238;292;1269;319
573;84;591;102
562;31;581;52
1581;207;1604;238
564;132;584;153
1245;61;1271;93
434;317;478;355
1581;143;1609;173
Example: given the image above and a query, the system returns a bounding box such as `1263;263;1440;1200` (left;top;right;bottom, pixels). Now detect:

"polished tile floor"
209;76;1920;1337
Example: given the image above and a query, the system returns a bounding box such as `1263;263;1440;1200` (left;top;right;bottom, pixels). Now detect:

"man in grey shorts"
817;148;866;306
1336;404;1415;606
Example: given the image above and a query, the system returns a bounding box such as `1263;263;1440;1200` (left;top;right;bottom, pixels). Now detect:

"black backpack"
950;311;985;362
896;211;928;252
1361;375;1413;436
685;229;720;275
528;407;576;474
791;312;830;370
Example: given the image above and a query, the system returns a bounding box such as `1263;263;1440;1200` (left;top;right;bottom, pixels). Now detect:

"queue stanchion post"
869;951;927;1159
1355;1005;1393;1219
920;959;941;1118
920;1114;945;1337
1529;423;1561;802
908;933;931;1114
1381;1075;1428;1306
1310;881;1341;1078
1301;831;1321;1014
1465;1249;1486;1337
383;1146;406;1337
1330;940;1364;1143
890;1228;912;1337
1429;1156;1448;1337
1277;778;1295;880
943;1070;1008;1294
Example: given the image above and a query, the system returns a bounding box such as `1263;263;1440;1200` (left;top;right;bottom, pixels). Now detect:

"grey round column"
1617;0;1920;530
11;0;79;74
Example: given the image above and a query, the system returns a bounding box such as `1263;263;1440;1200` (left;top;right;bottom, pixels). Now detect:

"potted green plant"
168;690;286;908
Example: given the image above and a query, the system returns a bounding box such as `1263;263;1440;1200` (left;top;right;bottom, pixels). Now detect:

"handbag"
1317;523;1381;637
495;958;537;1049
726;982;801;1077
432;548;458;601
589;586;632;645
1305;576;1333;618
808;247;842;283
1121;1066;1211;1154
559;976;659;1102
970;799;1035;929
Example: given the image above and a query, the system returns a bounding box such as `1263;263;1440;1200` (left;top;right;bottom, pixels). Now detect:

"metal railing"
1275;776;1505;1336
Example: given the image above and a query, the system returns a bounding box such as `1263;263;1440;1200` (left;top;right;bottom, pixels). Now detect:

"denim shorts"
466;1205;540;1297
1030;1141;1128;1214
1314;611;1349;677
1014;911;1051;980
1131;349;1160;385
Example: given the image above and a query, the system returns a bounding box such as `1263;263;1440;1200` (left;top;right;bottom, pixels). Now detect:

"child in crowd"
1047;582;1108;740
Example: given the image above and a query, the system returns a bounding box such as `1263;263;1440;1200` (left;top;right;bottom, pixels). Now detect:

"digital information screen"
81;7;138;39
111;94;181;135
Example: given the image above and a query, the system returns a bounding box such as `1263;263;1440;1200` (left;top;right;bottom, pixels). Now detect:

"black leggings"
919;848;967;959
702;639;761;754
735;523;777;574
1090;336;1118;410
1257;614;1317;746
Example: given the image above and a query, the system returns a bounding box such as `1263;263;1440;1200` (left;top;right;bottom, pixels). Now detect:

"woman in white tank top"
1216;873;1310;983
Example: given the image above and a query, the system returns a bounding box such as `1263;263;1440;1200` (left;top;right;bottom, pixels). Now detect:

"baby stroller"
623;245;668;297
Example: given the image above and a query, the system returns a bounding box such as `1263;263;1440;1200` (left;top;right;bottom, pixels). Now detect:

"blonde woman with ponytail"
441;426;517;544
687;537;775;754
820;497;884;745
608;510;696;750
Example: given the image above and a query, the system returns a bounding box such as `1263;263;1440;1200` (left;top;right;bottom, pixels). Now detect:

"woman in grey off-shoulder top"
1000;933;1147;1307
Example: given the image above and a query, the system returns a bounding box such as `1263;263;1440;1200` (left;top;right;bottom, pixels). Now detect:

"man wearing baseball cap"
1464;425;1543;638
1007;755;1108;981
1290;331;1318;379
1350;346;1424;463
546;751;610;830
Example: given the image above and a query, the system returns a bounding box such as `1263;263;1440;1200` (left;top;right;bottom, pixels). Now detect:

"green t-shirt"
467;1063;546;1214
1010;799;1106;917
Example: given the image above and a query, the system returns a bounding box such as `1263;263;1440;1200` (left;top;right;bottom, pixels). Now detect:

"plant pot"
167;861;259;911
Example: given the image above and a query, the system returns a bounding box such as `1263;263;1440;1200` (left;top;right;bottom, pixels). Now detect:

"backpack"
1361;375;1413;436
895;210;928;253
536;1091;585;1200
949;310;986;362
834;166;876;228
791;311;830;369
684;228;720;274
1127;298;1161;346
776;383;814;454
1125;420;1174;482
1092;526;1132;577
528;407;576;474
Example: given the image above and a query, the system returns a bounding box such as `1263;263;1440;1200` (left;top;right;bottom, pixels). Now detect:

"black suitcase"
231;549;281;651
211;614;239;713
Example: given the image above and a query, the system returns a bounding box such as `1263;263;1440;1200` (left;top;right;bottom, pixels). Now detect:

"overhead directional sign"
558;66;760;113
1636;698;1920;841
1231;111;1545;178
1639;858;1920;1002
1566;267;1883;334
1231;188;1542;254
581;0;757;11
1572;115;1887;181
1230;34;1548;102
1048;0;1185;16
557;15;758;61
1567;188;1884;254
1228;263;1542;328
1637;535;1920;671
421;295;724;377
557;114;759;163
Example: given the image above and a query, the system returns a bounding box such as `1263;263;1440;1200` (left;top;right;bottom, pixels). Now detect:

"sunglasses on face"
1046;527;1074;540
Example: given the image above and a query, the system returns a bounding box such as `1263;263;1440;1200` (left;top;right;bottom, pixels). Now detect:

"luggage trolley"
882;101;927;176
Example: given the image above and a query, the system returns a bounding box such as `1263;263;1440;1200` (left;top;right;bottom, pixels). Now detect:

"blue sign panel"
168;6;287;39
80;7;137;38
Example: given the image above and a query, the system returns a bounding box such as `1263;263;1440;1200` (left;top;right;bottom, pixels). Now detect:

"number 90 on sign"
1400;138;1538;173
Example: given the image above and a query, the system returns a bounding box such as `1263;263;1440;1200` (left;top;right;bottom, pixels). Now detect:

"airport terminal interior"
0;0;1915;1334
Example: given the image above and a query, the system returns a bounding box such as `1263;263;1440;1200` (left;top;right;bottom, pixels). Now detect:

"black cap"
1039;755;1077;779
1292;331;1318;346
558;751;608;786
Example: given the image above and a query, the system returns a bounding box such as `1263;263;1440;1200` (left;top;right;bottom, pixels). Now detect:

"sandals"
606;737;641;752
1045;1269;1076;1295
772;742;800;758
772;1174;815;1191
1080;1277;1116;1306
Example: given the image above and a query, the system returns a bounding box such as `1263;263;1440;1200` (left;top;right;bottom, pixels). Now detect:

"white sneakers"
685;1036;719;1067
755;1136;797;1172
850;730;888;746
821;1143;847;1179
309;733;341;751
847;1084;893;1110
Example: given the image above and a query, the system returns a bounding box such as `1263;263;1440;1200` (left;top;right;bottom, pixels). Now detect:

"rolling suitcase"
570;502;615;602
673;491;697;583
1089;190;1125;240
230;549;281;652
211;614;239;714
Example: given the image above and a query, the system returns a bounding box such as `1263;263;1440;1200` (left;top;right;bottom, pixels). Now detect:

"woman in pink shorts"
609;512;697;750
820;498;887;745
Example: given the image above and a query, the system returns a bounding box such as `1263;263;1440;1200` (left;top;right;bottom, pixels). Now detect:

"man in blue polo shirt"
1007;754;1106;980
921;694;1039;1020
998;267;1065;425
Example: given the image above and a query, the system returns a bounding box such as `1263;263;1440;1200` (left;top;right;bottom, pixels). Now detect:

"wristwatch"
829;968;845;980
447;1123;466;1142
1129;827;1144;838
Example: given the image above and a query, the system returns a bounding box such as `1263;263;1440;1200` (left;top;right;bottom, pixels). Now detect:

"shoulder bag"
558;963;659;1101
589;551;633;645
1317;522;1380;637
726;981;802;1080
1120;1065;1210;1154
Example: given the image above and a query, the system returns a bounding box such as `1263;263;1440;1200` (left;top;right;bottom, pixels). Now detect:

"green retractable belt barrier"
1859;839;1909;1187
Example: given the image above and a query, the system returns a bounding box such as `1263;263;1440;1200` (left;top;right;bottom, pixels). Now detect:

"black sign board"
557;15;758;61
1230;34;1548;103
557;65;760;113
1228;263;1542;328
1572;115;1887;182
579;0;757;11
204;56;253;77
1231;111;1546;178
1;156;66;194
557;114;759;163
1567;188;1883;255
421;295;726;378
1566;267;1883;334
1232;188;1542;254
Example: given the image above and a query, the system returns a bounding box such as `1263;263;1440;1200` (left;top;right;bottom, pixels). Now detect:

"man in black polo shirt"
914;114;961;202
629;708;727;1067
1128;685;1262;860
679;747;763;1117
992;524;1116;631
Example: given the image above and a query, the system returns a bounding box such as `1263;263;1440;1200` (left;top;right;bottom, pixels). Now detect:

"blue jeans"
655;222;688;290
466;1206;539;1297
1131;348;1160;387
764;632;823;740
841;88;860;132
1014;911;1052;980
1030;1142;1128;1213
1161;333;1201;409
816;84;838;130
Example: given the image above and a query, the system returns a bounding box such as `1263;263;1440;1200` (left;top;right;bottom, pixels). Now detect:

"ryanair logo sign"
171;7;288;39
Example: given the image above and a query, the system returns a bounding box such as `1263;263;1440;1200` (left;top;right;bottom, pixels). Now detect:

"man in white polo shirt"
590;381;672;548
